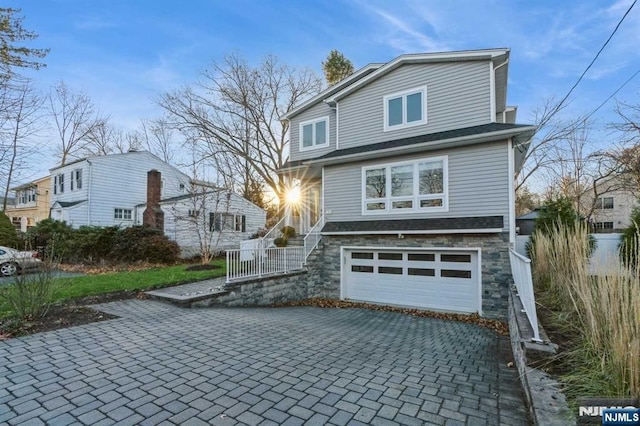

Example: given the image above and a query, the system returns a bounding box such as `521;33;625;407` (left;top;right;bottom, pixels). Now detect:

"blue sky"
12;0;640;178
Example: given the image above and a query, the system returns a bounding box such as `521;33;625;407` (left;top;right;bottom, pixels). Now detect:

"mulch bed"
0;291;146;340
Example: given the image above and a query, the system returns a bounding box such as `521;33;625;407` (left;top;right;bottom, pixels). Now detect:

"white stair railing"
509;249;543;343
303;214;324;260
260;217;285;250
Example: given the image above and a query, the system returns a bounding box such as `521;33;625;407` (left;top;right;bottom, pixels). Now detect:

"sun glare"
285;186;301;205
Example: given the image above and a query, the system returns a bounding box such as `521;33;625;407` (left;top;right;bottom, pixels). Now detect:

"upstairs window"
299;117;329;151
383;86;427;131
595;197;614;209
363;156;447;214
70;169;82;191
54;173;64;195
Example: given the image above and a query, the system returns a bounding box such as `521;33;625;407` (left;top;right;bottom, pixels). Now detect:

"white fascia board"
322;228;504;236
305;126;537;167
327;48;510;103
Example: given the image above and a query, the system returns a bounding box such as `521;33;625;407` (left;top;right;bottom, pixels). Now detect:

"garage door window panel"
379;252;403;261
408;268;435;276
441;254;472;263
352;252;374;259
378;266;403;275
352;265;374;273
441;269;472;279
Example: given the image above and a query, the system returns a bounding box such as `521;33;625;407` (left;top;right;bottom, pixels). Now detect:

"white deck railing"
509;249;542;343
226;246;305;283
260;217;285;249
303;215;324;260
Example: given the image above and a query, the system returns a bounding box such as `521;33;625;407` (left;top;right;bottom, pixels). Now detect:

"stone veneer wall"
309;232;512;319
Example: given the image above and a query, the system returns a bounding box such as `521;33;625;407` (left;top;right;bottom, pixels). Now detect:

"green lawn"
0;259;226;319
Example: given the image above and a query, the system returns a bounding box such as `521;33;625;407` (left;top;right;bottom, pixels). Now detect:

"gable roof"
280;63;383;120
325;48;509;104
53;200;87;208
49;150;169;172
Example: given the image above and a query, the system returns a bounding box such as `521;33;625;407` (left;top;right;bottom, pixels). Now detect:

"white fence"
509;249;542;343
303;215;324;260
226;246;305;283
516;233;622;272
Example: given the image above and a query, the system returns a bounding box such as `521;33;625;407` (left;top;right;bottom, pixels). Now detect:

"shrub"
281;225;296;238
27;219;74;259
114;226;180;263
273;237;288;247
0;258;61;320
67;226;120;263
0;212;19;248
619;207;640;269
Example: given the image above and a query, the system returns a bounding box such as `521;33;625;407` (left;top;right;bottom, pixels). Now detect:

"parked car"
0;246;41;277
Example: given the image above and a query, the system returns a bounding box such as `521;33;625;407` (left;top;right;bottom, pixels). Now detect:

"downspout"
492;58;509;123
86;159;92;226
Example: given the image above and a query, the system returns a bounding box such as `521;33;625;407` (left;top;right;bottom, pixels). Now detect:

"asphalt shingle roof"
322;216;504;233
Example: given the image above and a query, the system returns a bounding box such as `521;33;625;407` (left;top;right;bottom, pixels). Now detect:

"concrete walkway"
0;300;529;425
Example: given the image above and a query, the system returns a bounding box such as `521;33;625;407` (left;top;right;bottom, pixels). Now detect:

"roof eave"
304;125;536;167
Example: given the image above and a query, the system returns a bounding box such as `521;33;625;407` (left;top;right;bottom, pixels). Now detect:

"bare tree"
83;119;142;156
611;100;640;145
516;97;582;191
0;79;44;210
48;81;102;165
139;118;177;164
159;53;322;208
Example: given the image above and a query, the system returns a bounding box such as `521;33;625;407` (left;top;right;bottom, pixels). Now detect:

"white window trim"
299;116;330;152
361;155;448;215
114;208;133;221
383;86;428;132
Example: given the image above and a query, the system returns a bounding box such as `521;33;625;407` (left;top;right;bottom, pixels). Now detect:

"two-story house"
279;48;535;319
49;150;266;255
5;176;51;232
582;175;638;232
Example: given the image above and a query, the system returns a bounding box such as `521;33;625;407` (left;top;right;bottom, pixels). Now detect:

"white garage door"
343;248;480;313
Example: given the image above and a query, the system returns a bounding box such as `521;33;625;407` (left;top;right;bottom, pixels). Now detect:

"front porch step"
286;235;305;246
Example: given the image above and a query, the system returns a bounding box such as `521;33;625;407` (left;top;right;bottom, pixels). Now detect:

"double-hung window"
209;213;246;232
114;208;132;220
299;117;329;151
70;169;82;190
595;197;614;209
54;173;64;194
363;156;447;214
383;86;427;131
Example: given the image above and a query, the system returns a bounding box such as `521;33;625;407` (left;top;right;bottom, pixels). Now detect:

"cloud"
74;17;118;31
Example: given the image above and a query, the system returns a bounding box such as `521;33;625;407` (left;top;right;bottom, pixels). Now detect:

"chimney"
143;169;164;230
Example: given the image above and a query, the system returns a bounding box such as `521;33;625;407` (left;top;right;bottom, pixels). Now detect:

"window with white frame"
299;117;329;151
209;213;246;232
54;173;64;194
594;221;614;230
383;86;427;131
363;156;447;214
114;208;133;220
70;169;82;190
17;187;37;205
595;196;614;209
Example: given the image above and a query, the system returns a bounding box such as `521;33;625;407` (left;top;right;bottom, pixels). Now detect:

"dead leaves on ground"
272;298;510;336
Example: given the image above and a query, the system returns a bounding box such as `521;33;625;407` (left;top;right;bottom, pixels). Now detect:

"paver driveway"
0;300;529;425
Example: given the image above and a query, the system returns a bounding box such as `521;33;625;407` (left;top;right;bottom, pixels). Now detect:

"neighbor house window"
383;86;427;131
54;173;64;195
70;169;82;190
114;208;132;220
362;156;447;214
299;117;329;151
594;221;614;230
210;213;246;232
595;197;614;209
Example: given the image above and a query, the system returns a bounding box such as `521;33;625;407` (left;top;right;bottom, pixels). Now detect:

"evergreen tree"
0;212;19;248
0;7;49;80
322;50;354;86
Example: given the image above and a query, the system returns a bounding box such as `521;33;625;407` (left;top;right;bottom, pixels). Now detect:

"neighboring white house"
49;150;266;256
135;188;267;257
581;176;638;232
277;48;536;319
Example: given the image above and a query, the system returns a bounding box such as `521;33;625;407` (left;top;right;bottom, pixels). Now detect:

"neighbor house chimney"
143;169;164;230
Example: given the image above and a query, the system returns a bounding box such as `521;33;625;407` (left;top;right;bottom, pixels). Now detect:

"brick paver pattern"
0;300;529;425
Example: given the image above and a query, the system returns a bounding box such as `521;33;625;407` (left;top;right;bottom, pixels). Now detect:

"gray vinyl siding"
162;192;266;257
289;101;337;162
338;61;491;150
323;140;510;229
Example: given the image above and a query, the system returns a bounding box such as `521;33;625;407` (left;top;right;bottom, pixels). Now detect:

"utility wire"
582;67;640;122
549;0;637;120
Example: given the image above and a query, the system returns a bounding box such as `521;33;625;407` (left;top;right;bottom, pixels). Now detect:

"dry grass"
531;223;640;397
